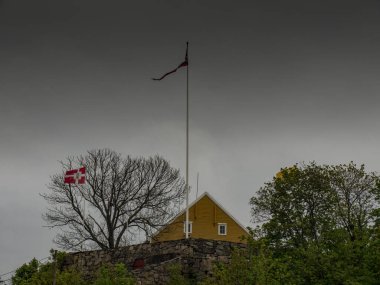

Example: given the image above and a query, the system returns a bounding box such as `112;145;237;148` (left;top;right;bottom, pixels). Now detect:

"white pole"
185;42;190;239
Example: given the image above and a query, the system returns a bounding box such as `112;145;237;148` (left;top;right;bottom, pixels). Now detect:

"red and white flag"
152;42;188;81
64;167;86;184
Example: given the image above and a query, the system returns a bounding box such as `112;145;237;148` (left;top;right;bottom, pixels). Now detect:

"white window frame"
218;223;227;235
183;221;193;234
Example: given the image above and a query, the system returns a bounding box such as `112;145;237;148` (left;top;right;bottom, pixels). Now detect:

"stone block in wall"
63;238;247;284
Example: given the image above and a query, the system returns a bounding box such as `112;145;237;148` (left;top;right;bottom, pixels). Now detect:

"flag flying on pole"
152;42;190;239
152;43;188;81
64;167;86;184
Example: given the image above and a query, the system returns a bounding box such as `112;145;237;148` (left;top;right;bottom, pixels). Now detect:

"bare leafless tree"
42;149;185;250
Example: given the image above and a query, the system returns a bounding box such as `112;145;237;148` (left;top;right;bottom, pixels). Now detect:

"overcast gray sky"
1;0;380;276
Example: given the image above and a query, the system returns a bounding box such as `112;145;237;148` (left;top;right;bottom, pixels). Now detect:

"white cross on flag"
64;167;86;184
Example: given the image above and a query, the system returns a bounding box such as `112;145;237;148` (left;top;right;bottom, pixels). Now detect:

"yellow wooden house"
152;192;249;243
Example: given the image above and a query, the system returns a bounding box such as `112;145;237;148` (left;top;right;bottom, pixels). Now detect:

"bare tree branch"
41;148;185;250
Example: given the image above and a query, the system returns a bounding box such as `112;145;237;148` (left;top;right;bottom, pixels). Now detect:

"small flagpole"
196;172;199;200
185;42;190;239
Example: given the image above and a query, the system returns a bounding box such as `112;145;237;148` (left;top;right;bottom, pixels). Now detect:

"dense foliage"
202;162;380;284
12;252;135;285
12;252;86;285
93;263;135;285
166;263;191;285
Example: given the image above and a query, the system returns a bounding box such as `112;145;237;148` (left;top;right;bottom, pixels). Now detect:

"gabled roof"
152;192;249;238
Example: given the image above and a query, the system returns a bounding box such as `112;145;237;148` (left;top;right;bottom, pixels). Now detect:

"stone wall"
63;238;246;284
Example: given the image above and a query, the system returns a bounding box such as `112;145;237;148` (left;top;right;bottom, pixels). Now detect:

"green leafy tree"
12;252;87;285
200;230;300;285
166;263;190;285
251;163;336;250
93;263;135;285
12;257;138;285
250;162;380;284
328;163;379;242
12;258;39;285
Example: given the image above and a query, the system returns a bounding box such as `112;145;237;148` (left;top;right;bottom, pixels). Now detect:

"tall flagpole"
185;42;189;239
152;42;190;238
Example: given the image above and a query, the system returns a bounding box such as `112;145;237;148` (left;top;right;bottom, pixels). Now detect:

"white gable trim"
203;192;250;234
152;192;249;238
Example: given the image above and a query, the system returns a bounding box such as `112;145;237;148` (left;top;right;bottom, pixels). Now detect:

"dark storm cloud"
1;0;380;275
